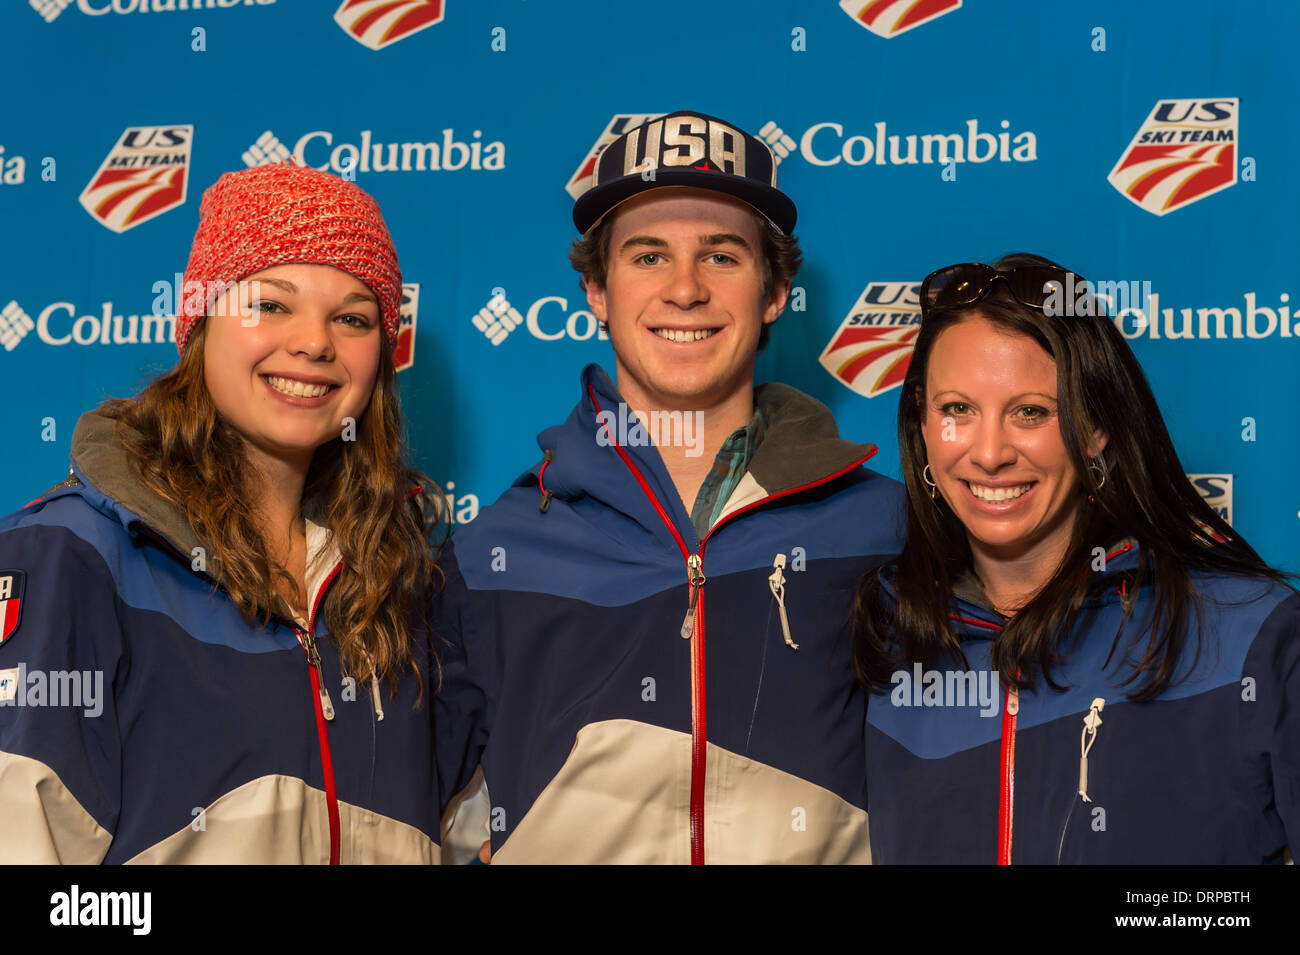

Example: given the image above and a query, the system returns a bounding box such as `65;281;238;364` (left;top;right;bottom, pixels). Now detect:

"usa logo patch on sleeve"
0;570;25;646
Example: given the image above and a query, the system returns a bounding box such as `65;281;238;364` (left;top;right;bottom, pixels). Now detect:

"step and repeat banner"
1;0;1297;572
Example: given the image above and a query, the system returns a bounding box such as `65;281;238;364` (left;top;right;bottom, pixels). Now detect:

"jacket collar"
59;410;339;623
526;364;878;546
877;537;1142;636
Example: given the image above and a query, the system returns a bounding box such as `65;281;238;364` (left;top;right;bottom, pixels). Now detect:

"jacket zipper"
998;682;1019;865
299;563;342;864
681;555;707;864
685;459;872;864
99;501;355;864
591;380;878;864
945;610;1011;864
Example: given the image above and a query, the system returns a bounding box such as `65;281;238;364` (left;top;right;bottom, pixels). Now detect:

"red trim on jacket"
998;682;1018;865
689;587;707;864
306;659;341;864
307;564;342;865
589;384;877;864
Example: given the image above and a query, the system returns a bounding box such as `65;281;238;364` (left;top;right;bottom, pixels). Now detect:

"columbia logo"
242;131;292;168
29;0;71;22
472;291;522;345
758;122;796;164
0;301;34;351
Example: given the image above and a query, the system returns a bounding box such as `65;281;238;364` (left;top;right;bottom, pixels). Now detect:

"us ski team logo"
0;570;25;646
565;113;664;199
394;283;419;372
1108;98;1238;216
79;126;192;233
819;282;922;399
335;0;445;51
839;0;962;38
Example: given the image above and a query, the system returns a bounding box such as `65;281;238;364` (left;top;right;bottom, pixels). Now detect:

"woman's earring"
922;464;939;501
1087;458;1105;503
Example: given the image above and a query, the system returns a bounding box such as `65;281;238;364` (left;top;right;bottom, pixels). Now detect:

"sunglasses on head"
919;262;1086;318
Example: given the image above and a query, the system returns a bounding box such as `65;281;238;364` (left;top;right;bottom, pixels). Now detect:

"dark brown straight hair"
851;252;1295;702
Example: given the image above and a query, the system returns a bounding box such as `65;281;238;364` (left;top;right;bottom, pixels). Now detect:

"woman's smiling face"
202;263;382;465
920;312;1101;561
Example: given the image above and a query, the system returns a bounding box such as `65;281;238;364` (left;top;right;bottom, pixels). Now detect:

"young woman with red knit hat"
0;163;443;863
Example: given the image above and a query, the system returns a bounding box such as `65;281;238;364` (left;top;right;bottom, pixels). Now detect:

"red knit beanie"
176;163;402;356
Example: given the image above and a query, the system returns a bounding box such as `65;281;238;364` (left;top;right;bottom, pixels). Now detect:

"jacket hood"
60;409;341;625
522;364;878;546
65;409;206;561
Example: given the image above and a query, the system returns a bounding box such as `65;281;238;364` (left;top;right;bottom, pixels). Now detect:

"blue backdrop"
1;0;1296;572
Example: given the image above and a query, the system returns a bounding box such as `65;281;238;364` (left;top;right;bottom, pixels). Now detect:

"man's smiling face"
585;187;787;411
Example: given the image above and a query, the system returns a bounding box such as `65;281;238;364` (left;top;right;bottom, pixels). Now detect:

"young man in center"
435;111;905;863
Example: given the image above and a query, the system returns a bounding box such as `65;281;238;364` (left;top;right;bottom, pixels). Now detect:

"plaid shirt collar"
688;406;767;541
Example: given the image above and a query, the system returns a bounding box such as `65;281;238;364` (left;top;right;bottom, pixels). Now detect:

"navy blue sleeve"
1240;590;1300;863
432;541;493;817
0;519;124;863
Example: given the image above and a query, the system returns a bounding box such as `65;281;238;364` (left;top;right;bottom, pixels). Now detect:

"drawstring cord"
361;651;385;722
767;554;798;650
1078;697;1105;802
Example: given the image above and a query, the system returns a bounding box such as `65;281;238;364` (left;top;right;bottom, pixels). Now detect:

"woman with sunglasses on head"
0;163;443;863
852;252;1299;864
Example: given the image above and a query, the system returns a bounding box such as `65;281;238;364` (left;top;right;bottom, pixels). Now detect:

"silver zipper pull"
370;672;385;722
300;629;335;721
680;554;706;639
1078;697;1105;802
767;554;798;650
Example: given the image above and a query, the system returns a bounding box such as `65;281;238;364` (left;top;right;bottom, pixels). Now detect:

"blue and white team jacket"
866;542;1300;864
0;411;440;863
434;364;906;864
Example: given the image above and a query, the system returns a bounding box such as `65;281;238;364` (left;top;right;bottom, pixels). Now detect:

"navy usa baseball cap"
572;111;797;236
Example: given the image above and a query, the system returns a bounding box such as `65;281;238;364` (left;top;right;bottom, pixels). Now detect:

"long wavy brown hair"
99;320;445;694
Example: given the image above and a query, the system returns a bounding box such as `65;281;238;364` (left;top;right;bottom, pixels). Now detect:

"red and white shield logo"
1108;98;1238;216
0;570;25;646
565;113;664;199
335;0;445;51
394;283;419;372
839;0;962;38
79;126;192;233
818;282;922;399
